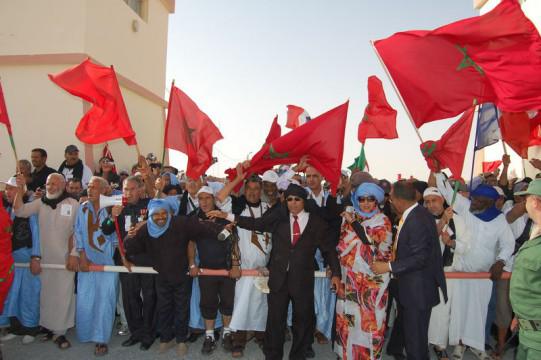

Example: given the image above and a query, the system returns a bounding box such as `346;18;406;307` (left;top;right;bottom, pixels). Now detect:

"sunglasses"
358;196;376;203
286;196;303;202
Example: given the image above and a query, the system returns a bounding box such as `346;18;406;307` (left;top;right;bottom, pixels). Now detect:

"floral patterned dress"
334;211;393;360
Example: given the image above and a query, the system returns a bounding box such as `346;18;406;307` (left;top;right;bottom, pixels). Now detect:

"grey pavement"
1;328;516;360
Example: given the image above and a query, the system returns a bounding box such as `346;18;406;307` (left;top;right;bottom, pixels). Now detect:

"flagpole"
370;40;424;143
469;105;481;190
502;141;508;156
162;79;174;166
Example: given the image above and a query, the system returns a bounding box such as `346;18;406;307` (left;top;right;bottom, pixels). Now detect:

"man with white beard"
215;170;273;358
13;173;79;349
435;172;514;360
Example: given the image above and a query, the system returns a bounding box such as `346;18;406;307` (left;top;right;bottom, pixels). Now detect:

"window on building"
123;0;147;20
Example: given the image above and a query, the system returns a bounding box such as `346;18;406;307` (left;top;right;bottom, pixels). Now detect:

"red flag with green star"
358;76;398;143
374;0;541;127
226;101;349;194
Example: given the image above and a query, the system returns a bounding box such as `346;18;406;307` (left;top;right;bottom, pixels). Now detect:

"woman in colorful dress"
334;182;393;360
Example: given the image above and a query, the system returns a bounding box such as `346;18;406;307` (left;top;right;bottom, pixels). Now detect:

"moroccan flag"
0;81;13;136
482;160;502;173
358;76;398;143
228;101;349;194
374;0;541;127
286;105;311;129
265;115;282;144
165;85;223;179
420;107;475;178
49;58;137;145
348;144;369;172
499;111;541;158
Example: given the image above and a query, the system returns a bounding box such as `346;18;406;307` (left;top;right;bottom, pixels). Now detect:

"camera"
217;228;232;241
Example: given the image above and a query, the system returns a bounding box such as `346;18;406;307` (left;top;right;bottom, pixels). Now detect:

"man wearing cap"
509;179;541;359
179;177;203;216
0;177;41;345
210;183;341;360
187;185;238;355
13;173;79;350
58;145;93;189
215;170;273;357
434;172;515;359
423;187;455;359
28;148;57;192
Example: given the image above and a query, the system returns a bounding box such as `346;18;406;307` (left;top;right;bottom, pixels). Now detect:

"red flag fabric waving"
286;105;311;129
482;160;503;173
228;101;349;195
0;81;13;135
499;111;541;158
374;0;541;127
358;76;398;143
420;107;475;178
49;59;136;145
165;85;223;179
265;115;282;144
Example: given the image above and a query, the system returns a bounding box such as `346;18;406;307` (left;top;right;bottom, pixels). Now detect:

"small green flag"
348;144;369;172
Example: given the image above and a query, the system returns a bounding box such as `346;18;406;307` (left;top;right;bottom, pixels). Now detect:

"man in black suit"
211;183;340;360
371;180;446;360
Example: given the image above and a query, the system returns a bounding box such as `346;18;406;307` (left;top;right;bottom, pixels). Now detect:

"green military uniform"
510;233;541;359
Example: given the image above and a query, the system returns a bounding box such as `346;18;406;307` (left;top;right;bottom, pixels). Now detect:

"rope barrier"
15;263;511;279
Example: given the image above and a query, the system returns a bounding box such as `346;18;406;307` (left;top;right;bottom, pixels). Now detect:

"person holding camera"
187;186;240;355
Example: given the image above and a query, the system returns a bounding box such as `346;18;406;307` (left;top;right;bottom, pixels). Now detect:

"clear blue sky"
166;0;478;180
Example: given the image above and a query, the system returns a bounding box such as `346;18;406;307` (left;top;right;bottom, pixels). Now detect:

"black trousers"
386;278;405;356
401;304;432;360
156;276;191;343
264;278;315;360
119;272;157;344
198;275;235;319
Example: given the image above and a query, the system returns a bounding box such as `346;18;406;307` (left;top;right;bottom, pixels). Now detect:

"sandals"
40;331;54;342
314;331;329;345
434;346;450;360
469;348;493;360
452;344;466;360
53;335;71;350
231;345;244;358
94;343;108;357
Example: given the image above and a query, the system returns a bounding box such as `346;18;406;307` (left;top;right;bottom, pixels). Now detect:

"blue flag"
475;103;501;150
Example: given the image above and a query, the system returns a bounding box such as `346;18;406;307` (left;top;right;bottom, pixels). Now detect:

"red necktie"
292;215;301;246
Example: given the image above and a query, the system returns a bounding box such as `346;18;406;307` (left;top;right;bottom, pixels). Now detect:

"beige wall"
0;0;172;181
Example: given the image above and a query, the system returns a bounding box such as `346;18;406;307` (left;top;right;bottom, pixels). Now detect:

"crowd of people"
0;144;540;360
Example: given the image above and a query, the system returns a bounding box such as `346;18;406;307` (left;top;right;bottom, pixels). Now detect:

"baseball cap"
65;145;79;153
515;179;541;197
196;186;214;197
1;177;17;187
262;170;279;183
423;187;443;198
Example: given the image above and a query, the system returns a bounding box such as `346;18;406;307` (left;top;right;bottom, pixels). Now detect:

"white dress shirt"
290;210;309;243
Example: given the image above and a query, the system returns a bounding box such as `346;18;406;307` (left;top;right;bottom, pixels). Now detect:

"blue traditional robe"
0;205;40;328
74;202;118;343
189;251;222;330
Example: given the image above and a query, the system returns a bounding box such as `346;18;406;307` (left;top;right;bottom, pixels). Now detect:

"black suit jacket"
235;205;340;293
390;204;447;310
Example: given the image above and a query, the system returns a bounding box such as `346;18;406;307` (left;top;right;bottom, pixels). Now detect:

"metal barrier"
15;263;512;279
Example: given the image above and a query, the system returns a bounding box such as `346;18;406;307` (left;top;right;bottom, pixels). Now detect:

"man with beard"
0;177;40;344
13;173;79;349
28;148;56;192
74;176;118;356
423;187;455;360
435;172;515;360
66;178;83;200
58;145;92;188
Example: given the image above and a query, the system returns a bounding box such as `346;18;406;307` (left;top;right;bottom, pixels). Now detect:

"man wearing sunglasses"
208;183;340;360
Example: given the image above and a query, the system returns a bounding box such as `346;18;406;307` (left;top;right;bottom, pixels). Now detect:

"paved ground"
2;328;516;360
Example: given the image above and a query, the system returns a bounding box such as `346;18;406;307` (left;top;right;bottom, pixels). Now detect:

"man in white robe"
435;172;514;360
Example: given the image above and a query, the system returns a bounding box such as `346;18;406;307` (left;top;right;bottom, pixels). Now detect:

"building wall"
0;0;172;181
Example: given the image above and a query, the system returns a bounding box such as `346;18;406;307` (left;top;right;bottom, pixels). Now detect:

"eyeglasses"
286;196;302;202
358;196;376;203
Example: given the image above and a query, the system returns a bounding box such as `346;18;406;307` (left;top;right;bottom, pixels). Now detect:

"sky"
165;1;485;181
